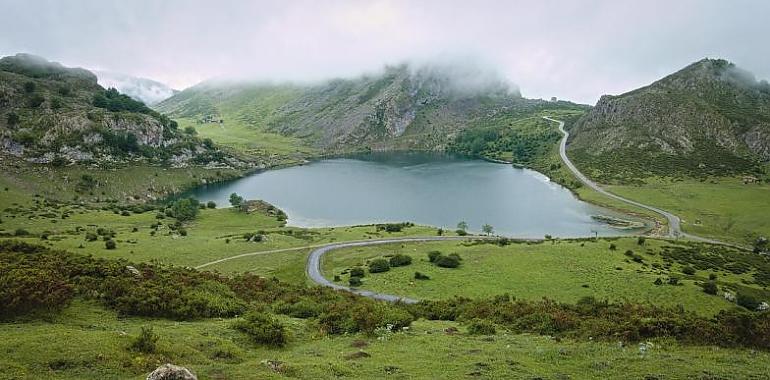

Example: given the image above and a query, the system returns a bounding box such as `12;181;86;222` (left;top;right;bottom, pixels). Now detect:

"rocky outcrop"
569;59;770;180
146;364;197;380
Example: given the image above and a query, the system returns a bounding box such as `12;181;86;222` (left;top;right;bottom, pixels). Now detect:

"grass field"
607;178;770;246
2;300;768;380
0;202;443;271
322;237;769;316
177;118;318;161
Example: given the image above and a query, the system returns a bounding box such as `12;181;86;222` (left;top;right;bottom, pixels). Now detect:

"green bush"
389;254;412;267
737;293;760;310
349;277;362;287
105;240;116;250
232;311;287;346
414;272;430;280
349;267;365;278
274;299;322;318
427;251;442;262
206;201;216;209
129;326;159;353
467;319;497;335
368;258;390;273
682;266;696;275
0;262;74;318
169;197;200;222
702;281;718;295
435;255;460;268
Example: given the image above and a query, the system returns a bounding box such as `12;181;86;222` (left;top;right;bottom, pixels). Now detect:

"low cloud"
1;0;769;104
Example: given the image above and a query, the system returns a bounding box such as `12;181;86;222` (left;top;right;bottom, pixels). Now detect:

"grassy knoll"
0;157;243;204
323;237;769;316
608;178;770;246
177;117;318;162
2;300;768;380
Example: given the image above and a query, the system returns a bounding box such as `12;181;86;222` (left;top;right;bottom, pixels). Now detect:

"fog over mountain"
1;0;769;104
94;70;177;105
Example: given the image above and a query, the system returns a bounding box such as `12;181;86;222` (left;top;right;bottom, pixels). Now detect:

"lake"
185;152;642;238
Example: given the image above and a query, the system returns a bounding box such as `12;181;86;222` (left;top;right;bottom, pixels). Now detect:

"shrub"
0;263;74;318
609;243;617;251
467;319;497;335
129;326;159;353
105;240;116;250
682;266;696;275
455;229;468;236
14;228;29;236
737;293;760;311
169;197;200;222
702;281;718;295
232;311;287;346
178;228;188;237
427;251;442;262
389;254;412;267
349;267;365;278
435;255;460;268
637;237;646;245
274;299;322;318
349;277;363;287
206;201;216;209
368;259;390;273
414;272;430;280
654;278;663;286
668;277;680;285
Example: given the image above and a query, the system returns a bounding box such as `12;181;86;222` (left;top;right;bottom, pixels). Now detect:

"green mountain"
569;58;770;183
0;54;234;167
156;64;587;153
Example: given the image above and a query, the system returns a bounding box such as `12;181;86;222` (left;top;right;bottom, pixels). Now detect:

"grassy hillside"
569;58;770;184
0;54;235;167
157;64;589;156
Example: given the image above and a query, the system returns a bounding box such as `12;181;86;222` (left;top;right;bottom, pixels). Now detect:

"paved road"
306;236;496;304
543;116;739;247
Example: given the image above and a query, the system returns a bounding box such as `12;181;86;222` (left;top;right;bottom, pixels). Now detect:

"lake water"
185;152;641;238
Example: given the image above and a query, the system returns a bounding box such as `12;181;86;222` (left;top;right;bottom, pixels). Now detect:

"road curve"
543;116;738;247
306;236;496;304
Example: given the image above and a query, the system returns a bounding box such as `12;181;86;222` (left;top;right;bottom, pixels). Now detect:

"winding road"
306;236;496;304
542;116;736;247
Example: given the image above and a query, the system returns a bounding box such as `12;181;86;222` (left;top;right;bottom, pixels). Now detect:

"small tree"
368;258;391;273
232;311;287;346
435;255;460;268
105;239;116;250
457;221;468;232
427;251;442;263
206;200;217;209
482;224;494;236
349;267;365;278
229;193;244;209
129;326;159;353
389;254;412;267
170;197;200;222
349;277;363;287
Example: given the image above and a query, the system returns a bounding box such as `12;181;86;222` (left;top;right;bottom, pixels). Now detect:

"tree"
482;224;494;236
206;201;216;209
229;193;244;209
170;197;200;222
368;259;391;273
105;239;116;250
183;126;197;136
702;281;718;295
456;221;468;232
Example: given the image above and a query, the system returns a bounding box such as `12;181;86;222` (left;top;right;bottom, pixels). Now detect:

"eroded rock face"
146;364;197;380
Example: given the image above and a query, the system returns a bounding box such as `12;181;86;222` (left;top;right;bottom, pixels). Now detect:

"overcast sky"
1;0;769;104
